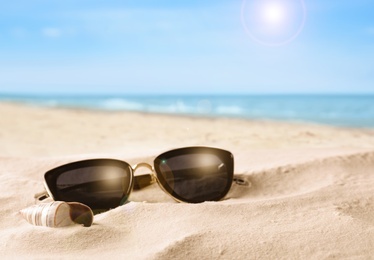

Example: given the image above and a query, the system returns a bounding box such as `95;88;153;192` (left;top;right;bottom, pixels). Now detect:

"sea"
1;94;374;128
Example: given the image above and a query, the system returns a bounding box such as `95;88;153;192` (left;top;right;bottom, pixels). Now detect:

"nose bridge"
133;162;154;173
132;162;156;190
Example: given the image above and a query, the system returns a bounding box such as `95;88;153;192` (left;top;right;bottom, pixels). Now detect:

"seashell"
67;202;94;227
20;201;93;227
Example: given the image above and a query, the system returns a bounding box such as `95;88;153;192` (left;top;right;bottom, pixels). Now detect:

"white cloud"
42;27;62;38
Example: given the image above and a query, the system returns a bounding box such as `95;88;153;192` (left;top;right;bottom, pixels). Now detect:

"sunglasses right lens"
154;147;234;203
45;159;133;213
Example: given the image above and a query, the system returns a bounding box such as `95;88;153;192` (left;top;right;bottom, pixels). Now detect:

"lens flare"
241;0;307;46
261;3;286;26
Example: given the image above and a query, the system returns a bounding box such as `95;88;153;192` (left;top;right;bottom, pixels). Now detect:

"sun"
241;0;307;46
261;3;286;26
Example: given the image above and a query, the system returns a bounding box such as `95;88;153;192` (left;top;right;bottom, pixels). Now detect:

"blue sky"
0;0;373;95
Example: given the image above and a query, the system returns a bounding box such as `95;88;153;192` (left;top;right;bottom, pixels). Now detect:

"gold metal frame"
34;146;244;205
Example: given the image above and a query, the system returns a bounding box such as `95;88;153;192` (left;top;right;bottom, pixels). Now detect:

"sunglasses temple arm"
133;174;156;190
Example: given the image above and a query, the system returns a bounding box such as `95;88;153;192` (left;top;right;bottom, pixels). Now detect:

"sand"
0;102;374;259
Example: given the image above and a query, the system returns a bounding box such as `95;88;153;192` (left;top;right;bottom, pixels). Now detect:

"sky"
0;0;373;95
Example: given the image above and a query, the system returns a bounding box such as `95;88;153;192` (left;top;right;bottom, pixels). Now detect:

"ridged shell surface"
20;201;74;227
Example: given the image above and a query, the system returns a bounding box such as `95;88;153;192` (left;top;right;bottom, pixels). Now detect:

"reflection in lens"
55;165;131;212
157;153;230;203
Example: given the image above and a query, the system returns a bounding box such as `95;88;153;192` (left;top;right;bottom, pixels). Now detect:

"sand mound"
1;150;373;259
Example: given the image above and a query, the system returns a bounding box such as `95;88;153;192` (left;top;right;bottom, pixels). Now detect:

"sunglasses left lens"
45;159;133;213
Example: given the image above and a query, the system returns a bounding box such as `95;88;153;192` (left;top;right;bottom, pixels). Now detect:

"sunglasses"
36;147;234;214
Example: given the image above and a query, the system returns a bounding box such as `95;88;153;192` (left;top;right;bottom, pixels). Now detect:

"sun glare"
241;0;307;46
261;3;286;26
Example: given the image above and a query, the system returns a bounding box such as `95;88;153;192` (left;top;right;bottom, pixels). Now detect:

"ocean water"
1;94;374;128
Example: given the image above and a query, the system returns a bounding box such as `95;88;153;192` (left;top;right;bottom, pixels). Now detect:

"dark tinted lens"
155;148;233;203
46;160;132;213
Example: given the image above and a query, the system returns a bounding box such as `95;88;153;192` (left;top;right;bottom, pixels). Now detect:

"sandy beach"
1;101;374;259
